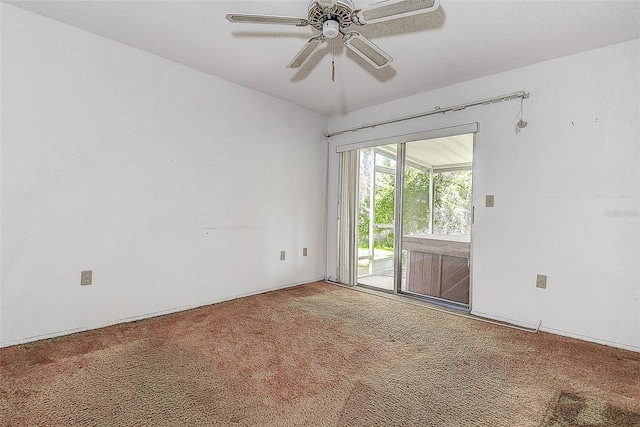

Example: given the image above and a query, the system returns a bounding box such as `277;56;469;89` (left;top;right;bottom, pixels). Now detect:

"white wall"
327;39;640;351
0;5;328;346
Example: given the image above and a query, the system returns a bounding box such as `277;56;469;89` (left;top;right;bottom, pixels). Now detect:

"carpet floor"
1;281;639;426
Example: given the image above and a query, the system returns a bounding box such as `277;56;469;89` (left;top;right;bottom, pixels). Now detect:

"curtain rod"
326;90;529;138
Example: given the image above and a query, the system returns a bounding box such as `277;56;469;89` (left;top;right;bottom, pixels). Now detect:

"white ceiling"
4;0;639;116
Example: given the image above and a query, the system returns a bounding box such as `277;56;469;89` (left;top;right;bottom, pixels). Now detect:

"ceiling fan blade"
355;0;440;25
342;32;392;69
226;14;310;27
287;36;325;69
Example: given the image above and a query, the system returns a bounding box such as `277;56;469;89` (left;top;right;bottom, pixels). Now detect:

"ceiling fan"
226;0;440;71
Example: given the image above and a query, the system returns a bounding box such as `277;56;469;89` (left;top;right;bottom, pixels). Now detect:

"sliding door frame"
336;123;479;299
393;143;406;293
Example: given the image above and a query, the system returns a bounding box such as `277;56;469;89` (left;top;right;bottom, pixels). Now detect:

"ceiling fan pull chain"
331;39;336;81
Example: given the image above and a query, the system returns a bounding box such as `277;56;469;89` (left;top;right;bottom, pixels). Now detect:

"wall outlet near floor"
303;247;308;257
536;274;547;289
81;270;93;286
280;251;286;261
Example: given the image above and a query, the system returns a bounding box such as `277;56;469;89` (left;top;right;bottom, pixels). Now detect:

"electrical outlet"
280;251;286;261
536;274;547;289
81;270;92;286
486;195;495;207
303;248;308;257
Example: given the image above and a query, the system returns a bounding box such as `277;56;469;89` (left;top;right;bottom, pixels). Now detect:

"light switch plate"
303;248;308;257
536;274;547;289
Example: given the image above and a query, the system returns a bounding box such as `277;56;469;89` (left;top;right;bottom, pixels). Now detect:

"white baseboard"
0;278;325;348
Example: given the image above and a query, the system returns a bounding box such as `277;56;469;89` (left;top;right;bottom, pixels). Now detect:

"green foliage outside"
432;170;473;235
400;167;432;236
358;171;394;249
359;166;472;251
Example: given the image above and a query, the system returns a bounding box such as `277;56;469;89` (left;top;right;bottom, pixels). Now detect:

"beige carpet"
1;281;639;426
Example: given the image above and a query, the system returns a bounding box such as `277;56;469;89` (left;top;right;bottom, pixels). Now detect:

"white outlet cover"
486;195;495;207
81;270;93;286
536;274;547;289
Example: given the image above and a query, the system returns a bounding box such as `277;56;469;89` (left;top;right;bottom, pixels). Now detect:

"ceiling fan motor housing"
308;0;354;31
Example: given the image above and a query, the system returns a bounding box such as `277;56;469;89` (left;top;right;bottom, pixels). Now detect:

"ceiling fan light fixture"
323;20;340;38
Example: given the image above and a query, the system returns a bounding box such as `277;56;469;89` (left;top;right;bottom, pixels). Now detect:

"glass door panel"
400;135;474;307
357;144;397;291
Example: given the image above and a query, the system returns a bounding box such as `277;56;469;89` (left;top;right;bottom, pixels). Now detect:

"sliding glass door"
338;128;475;308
